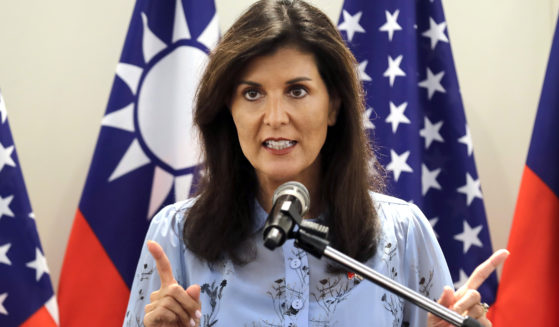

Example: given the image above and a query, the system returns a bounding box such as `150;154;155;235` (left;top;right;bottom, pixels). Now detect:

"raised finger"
147;240;176;287
463;249;509;291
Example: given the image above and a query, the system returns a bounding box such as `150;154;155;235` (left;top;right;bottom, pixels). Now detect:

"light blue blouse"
123;193;452;327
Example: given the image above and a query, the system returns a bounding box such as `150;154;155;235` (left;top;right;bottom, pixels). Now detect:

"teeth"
264;140;296;150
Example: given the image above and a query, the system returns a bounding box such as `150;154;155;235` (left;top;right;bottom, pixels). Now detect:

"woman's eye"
243;89;262;101
288;87;308;98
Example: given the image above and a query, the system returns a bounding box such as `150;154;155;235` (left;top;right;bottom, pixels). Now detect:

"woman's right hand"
143;240;202;327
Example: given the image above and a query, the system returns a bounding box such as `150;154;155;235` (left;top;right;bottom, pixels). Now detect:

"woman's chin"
258;169;304;185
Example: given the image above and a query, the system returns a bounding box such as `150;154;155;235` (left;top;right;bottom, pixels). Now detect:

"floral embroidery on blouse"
267;278;287;324
125;259;158;326
381;239;404;327
309;276;360;327
201;279;228;327
419;269;435;300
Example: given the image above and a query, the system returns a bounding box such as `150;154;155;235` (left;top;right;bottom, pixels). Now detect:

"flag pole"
265;217;483;327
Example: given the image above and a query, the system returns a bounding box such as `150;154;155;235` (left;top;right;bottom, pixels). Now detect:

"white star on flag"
418;68;446;100
454;269;469;289
0;292;7;315
363;107;375;130
26;248;50;281
385;101;411;133
1;51;58;327
422;164;442;195
358;60;372;82
0;142;16;173
379;10;402;41
338;10;365;42
422;17;449;49
337;0;498;304
458;125;474;156
386;149;413;181
0;243;11;265
383;55;406;86
419;117;444;149
457;172;483;206
454;220;483;253
0;195;15;221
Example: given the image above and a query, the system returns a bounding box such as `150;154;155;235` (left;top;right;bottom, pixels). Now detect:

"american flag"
337;0;498;302
57;0;219;325
0;91;58;326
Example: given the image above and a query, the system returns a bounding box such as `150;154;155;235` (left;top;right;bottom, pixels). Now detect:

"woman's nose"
262;96;289;127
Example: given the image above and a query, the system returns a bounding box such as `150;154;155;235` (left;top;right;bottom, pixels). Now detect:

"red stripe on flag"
58;210;130;326
488;166;559;325
20;305;57;327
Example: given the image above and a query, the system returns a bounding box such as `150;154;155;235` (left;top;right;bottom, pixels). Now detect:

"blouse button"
290;258;301;269
291;298;304;310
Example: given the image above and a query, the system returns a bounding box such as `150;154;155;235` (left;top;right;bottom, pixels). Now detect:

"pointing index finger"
147;240;176;287
464;249;510;291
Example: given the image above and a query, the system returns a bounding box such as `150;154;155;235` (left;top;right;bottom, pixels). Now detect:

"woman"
123;1;507;326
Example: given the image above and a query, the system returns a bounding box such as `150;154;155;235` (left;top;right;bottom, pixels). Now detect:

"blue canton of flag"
58;1;219;325
338;0;497;303
0;91;58;326
79;0;219;281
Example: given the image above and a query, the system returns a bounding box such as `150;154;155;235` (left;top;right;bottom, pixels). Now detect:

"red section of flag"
58;210;129;326
488;166;559;325
20;305;57;327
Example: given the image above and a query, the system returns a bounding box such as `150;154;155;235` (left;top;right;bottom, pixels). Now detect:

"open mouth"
263;139;297;150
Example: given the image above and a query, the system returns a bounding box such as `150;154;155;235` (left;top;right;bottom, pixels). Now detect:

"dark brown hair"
184;0;384;265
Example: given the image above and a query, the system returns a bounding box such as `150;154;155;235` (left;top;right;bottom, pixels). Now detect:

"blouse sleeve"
400;202;454;326
122;201;192;327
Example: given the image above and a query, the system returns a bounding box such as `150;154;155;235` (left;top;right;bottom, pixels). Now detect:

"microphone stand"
282;221;483;327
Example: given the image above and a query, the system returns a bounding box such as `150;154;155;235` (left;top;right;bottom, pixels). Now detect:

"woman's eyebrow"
237;80;261;87
237;77;312;87
286;77;312;84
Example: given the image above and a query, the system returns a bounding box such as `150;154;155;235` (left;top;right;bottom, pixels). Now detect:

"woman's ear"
328;94;341;126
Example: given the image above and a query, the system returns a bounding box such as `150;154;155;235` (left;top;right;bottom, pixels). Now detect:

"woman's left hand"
427;249;509;327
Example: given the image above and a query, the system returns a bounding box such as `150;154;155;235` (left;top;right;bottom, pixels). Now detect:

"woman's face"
230;46;339;190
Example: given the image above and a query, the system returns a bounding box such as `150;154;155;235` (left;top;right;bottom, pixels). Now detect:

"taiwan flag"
57;0;219;325
0;91;59;326
338;0;497;302
488;13;559;326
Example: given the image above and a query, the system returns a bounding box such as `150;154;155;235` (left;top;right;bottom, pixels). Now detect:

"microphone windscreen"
272;181;310;216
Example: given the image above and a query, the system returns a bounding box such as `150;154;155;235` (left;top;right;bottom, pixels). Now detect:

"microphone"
263;181;310;250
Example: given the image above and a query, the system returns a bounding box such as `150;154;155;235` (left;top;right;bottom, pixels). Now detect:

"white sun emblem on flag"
100;0;219;219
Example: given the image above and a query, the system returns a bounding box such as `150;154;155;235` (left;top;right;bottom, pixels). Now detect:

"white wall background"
0;0;557;290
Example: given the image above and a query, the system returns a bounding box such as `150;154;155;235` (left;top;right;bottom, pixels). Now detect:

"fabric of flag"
487;14;559;326
57;1;219;325
0;91;59;326
337;0;498;302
